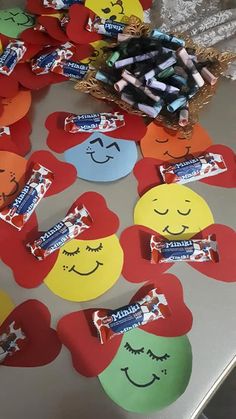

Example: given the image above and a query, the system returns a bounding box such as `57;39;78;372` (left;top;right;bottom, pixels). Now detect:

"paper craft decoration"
140;123;213;161
134;145;236;194
26;0;64;15
0;91;31;126
0;192;124;301
120;183;236;282
57;274;193;413
0;150;77;243
46;110;145;182
0;291;61;367
66;5;102;44
85;0;144;22
80;40;112;68
0;8;35;38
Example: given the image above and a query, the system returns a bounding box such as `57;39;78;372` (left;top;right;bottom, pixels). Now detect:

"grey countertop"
0;1;236;419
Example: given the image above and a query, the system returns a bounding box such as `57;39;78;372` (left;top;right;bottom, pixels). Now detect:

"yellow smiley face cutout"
0;290;14;325
44;235;124;302
85;0;144;22
80;40;111;68
134;184;214;240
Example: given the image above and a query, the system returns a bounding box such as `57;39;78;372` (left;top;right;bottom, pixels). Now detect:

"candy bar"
150;234;219;263
93;288;171;344
50;59;89;79
86;15;126;37
64;112;125;133
160;152;227;184
43;0;83;9
0;41;26;76
27;205;92;260
0;163;53;230
0;321;26;363
32;42;75;75
0;127;10;137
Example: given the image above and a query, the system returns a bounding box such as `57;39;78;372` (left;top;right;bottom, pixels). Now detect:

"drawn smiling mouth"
164;147;191;159
1;178;19;202
87;151;114;164
69;261;103;276
163;225;189;236
121;367;160;388
4;12;34;27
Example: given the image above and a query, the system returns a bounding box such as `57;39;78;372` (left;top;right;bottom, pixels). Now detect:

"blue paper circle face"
64;133;138;182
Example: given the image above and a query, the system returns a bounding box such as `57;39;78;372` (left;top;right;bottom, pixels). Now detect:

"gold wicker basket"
75;16;235;138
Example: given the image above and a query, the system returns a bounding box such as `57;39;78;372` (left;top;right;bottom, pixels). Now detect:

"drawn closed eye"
177;208;191;216
155;138;169;143
154;208;169;215
147;349;170;362
86;243;103;252
124;342;144;355
62;247;80;256
106;142;120;152
92;49;100;58
102;7;111;13
89;138;103;147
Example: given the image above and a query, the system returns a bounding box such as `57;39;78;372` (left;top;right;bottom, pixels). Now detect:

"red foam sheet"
57;309;122;377
27;150;77;196
38;16;69;43
120;225;173;283
14;63;64;90
10;115;32;156
0;75;19;98
133;157;164;196
1;300;61;367
131;273;193;337
140;0;153;9
189;224;236;282
20;28;60;47
46;110;146;153
26;0;56;15
66;4;102;44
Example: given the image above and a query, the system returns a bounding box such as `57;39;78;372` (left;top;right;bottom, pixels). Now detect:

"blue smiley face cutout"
64;133;138;182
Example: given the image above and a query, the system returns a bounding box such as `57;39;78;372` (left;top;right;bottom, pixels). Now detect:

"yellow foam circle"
85;0;144;22
0;290;15;325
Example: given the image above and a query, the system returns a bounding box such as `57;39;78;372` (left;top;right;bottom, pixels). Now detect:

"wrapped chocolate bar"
50;59;89;80
93;288;171;344
0;163;54;231
86;14;126;37
160;152;227;185
32;42;75;75
0;41;26;76
43;0;83;9
64;112;125;133
0;321;26;363
150;235;219;264
27;205;92;260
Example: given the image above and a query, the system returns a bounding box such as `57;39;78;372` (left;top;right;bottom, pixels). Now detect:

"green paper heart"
99;328;192;413
0;8;35;38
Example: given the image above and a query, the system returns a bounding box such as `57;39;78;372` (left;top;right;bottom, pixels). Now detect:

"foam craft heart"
26;0;56;15
189;224;236;282
66;5;102;44
140;122;213;161
14;63;66;90
57;273;192;377
0;300;61;367
9;116;32;156
99;330;192;413
0;8;35;38
0;192;120;289
37;15;68;42
140;0;153;9
85;0;144;22
0;290;14;325
134;157;164;196
134;184;214;241
21;27;61;46
46;110;146;153
64;133;138;182
0;91;31;126
120;225;173;283
0;75;19;99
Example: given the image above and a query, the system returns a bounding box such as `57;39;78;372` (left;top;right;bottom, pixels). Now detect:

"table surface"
1;1;236;419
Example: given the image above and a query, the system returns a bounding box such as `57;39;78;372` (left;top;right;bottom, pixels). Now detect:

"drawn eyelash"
154;208;169;215
62;247;80;256
147;349;170;362
155;138;168;143
124;342;144;355
86;243;103;252
177;209;191;216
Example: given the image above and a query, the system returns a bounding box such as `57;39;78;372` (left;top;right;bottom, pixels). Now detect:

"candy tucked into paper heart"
66;5;102;44
0;299;61;367
26;0;56;15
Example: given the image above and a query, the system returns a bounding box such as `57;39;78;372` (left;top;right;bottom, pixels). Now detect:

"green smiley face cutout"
99;329;192;413
0;8;35;38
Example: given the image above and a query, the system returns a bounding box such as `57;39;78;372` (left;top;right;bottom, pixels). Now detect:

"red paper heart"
120;225;173;283
1;300;61;367
27;150;77;196
0;75;19;98
134;157;164;196
46;110;146;153
26;0;56;15
66;4;102;44
140;0;153;9
10;115;32;156
20;28;60;47
14;63;66;90
189;224;236;282
38;16;69;42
